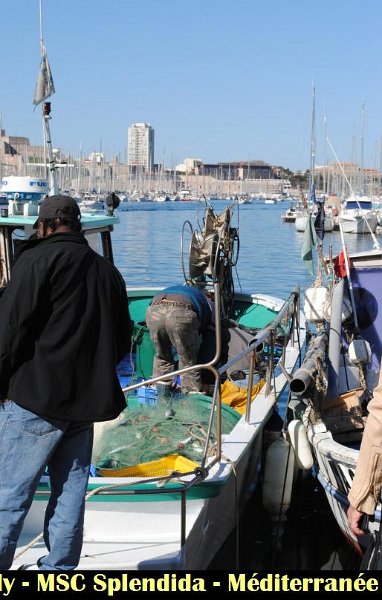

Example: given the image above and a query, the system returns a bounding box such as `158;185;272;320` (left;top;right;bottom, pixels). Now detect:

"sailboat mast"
323;112;328;194
360;103;365;196
309;86;316;201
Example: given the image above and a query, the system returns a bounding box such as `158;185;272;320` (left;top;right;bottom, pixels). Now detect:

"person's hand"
347;504;366;536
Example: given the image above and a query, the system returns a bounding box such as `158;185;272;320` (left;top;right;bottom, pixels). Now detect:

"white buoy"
304;286;328;322
262;436;294;521
348;336;372;365
287;419;314;471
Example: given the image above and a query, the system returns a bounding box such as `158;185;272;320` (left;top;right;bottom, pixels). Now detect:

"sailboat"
338;104;379;235
295;87;334;234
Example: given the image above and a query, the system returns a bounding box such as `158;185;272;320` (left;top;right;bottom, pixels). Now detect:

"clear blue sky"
2;0;382;171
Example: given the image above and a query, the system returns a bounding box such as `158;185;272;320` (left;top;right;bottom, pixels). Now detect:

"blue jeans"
0;401;93;570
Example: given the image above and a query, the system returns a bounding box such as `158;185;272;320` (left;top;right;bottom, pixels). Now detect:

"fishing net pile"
93;392;240;471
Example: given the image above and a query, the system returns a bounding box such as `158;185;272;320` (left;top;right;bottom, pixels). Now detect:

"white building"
175;158;203;175
127;122;154;172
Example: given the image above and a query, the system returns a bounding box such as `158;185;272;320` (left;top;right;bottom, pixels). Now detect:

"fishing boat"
286;208;382;559
1;193;307;570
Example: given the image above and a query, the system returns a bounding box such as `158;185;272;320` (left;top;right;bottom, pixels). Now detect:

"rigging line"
326;137;354;195
327;136;380;249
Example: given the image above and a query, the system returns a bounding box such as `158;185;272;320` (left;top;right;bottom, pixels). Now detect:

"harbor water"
113;199;376;295
111;199;372;571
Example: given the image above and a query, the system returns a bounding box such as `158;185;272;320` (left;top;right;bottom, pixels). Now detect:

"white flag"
33;42;55;106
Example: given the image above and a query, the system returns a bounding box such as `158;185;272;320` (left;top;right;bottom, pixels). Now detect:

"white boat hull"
305;413;365;554
295;214;335;233
338;214;378;234
13;394;272;569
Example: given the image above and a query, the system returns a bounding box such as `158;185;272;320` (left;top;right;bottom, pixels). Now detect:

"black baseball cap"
33;194;81;228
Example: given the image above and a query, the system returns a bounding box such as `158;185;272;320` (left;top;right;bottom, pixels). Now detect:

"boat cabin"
0;212;119;289
343;198;373;211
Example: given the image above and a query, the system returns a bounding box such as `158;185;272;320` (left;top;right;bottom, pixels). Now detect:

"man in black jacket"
0;195;132;570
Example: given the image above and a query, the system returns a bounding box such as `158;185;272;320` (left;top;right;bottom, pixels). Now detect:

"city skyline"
2;1;382;173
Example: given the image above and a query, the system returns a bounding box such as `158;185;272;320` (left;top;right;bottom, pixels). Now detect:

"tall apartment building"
127;122;154;172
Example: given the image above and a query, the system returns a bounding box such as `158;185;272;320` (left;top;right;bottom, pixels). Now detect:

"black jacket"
0;231;132;422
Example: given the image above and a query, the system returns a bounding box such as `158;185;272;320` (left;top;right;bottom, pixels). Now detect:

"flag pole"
43;103;60;196
36;0;59;195
39;0;43;48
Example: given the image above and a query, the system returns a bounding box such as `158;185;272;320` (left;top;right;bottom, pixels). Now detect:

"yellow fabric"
221;378;265;415
97;454;198;478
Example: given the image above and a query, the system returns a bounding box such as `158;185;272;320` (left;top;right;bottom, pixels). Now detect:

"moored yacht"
294;204;335;233
281;199;305;223
338;195;378;234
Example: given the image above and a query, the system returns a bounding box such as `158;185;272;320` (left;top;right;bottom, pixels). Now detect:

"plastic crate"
136;385;158;405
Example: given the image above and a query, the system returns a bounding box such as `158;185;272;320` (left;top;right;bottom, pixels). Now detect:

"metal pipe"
290;331;328;395
217;288;300;377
